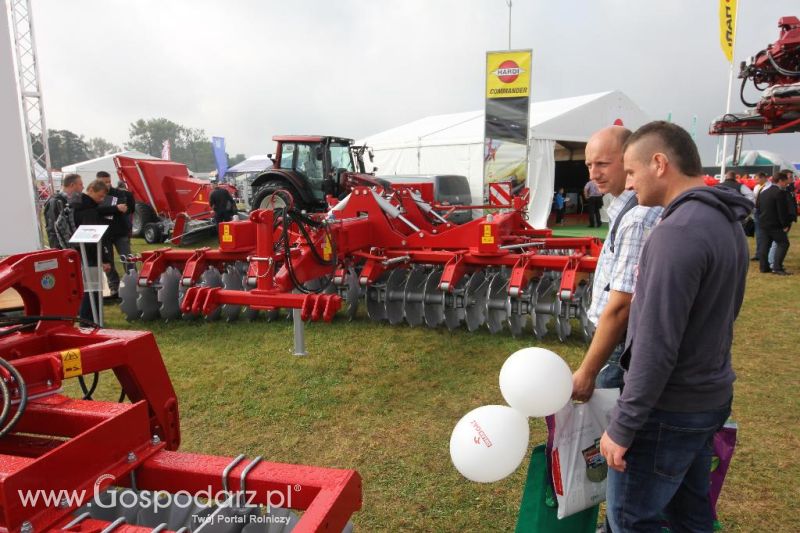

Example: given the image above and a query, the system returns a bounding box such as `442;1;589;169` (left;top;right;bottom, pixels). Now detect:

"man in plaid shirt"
572;126;662;401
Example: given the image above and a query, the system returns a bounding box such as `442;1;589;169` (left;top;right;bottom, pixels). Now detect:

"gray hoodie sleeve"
606;224;706;447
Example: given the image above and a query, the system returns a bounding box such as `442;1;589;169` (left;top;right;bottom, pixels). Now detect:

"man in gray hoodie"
600;121;751;532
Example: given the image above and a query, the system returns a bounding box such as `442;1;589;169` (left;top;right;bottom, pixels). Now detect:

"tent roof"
361;90;649;149
61;150;156;171
227;154;273;174
725;150;795;171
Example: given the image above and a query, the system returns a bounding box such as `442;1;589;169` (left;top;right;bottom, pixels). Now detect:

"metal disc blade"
157;267;182;321
221;267;244;322
553;296;571;342
577;278;595;343
403;267;427;327
486;271;510;334
384;269;408;325
343;267;360;321
509;313;525;337
119;271;141;321
200;267;223;321
443;275;468;330
136;286;160;321
366;273;389;321
423;269;445;328
464;270;489;331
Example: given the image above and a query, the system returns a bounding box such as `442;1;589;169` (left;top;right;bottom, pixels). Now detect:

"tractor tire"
143;222;163;244
251;180;304;213
132;203;157;237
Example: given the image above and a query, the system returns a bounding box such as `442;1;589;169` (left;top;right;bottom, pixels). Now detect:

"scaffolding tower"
9;0;52;221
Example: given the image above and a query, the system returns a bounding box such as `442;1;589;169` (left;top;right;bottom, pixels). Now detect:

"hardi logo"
493;60;524;83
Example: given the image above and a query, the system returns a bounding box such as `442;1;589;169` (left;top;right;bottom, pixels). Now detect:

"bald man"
572;126;662;402
601;121;750;532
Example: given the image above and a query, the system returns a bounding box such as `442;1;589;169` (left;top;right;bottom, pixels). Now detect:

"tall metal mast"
9;0;53;213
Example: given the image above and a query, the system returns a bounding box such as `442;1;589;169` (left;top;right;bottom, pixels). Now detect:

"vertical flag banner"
212;136;228;182
719;0;737;62
483;49;532;201
161;139;171;160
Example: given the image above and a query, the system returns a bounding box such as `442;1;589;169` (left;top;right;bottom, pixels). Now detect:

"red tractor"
249;136;383;212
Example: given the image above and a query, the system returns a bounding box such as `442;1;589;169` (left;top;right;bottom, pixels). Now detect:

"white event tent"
360;90;649;228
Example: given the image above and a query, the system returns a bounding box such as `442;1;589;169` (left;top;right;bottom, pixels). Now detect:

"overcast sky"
32;0;798;164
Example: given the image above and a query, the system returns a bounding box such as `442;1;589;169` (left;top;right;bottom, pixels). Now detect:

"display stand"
69;225;109;326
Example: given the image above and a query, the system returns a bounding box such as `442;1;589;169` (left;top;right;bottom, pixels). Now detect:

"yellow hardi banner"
486;50;532;99
719;0;737;62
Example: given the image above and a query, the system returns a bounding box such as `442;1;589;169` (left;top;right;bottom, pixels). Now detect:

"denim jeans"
606;401;731;533
596;342;625;390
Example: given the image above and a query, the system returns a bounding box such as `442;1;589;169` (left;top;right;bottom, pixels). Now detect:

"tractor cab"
249;135;376;211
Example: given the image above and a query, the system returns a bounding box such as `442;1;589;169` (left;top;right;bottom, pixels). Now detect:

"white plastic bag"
550;388;619;519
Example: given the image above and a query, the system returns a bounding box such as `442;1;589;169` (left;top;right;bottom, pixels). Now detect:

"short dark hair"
624;121;702;177
96;171;111;179
775;173;790;183
62;173;81;188
773;172;784;181
725;170;736;179
757;172;767;179
86;179;109;193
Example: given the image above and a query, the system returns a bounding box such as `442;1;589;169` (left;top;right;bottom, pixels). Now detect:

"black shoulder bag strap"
608;193;639;254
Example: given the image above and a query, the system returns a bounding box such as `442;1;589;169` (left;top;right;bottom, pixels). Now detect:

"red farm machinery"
0;249;361;533
710;16;800;136
118;181;601;343
114;157;240;246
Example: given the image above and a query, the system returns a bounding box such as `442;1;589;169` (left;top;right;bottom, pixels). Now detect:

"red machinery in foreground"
0;249;361;533
710;16;800;135
119;182;601;343
114;156;240;246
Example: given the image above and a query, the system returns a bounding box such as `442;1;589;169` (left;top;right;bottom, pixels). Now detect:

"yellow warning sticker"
322;236;332;261
481;225;495;244
221;224;233;243
61;349;82;378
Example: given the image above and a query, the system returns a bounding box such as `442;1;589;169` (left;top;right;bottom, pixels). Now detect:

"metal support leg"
292;309;307;356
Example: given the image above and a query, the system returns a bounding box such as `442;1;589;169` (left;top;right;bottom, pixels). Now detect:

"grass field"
81;229;799;532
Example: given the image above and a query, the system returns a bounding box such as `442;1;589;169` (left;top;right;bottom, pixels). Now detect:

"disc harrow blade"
221;266;244;322
485;270;510;334
157;267;182;321
422;269;445;328
443;275;469;330
403;267;428;327
384;268;408;325
366;273;390;321
119;271;141;321
464;270;489;332
136;286;160;321
342;267;360;321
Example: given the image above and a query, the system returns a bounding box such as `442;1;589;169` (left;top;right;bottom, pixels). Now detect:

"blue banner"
211;136;228;182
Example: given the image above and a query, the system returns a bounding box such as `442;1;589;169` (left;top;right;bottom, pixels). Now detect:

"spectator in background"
583;178;604;227
752;172;770;261
552;187;568;225
757;172;792;275
718;170;755;203
209;180;236;224
96;171;133;297
43;173;83;248
71;179;114;322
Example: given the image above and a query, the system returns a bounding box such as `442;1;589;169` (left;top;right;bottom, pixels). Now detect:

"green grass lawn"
82;231;799;532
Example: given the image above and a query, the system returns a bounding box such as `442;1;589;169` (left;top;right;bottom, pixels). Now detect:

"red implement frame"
0;250;361;533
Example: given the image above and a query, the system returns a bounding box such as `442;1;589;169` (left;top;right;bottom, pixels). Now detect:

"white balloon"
499;347;573;417
449;405;530;483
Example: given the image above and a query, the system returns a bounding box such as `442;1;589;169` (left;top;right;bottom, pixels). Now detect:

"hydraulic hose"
0;357;28;438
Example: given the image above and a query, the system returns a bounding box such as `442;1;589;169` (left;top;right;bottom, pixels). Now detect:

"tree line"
40;118;246;173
